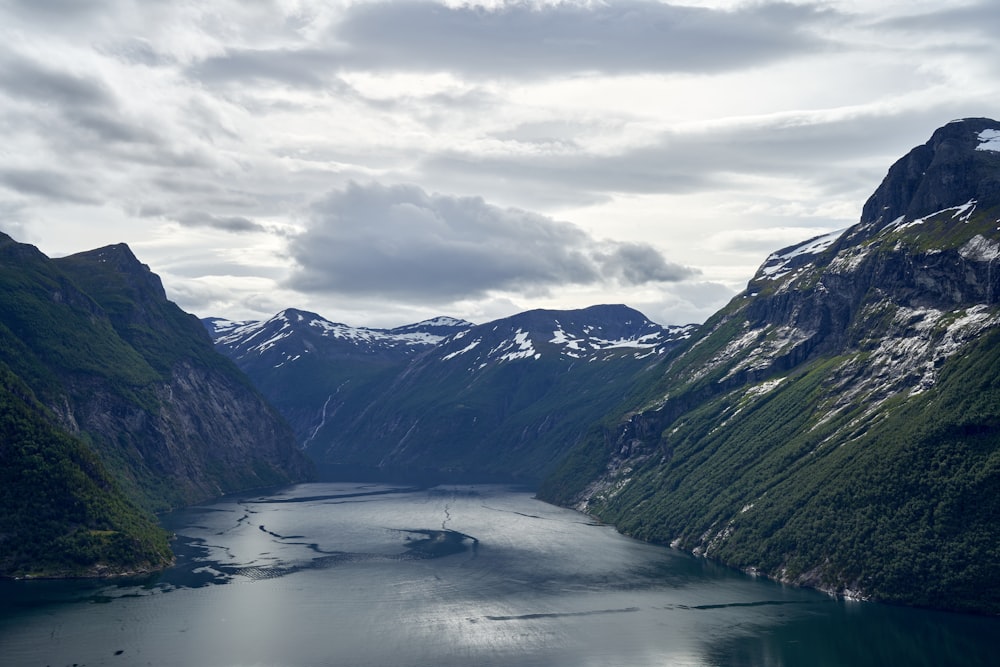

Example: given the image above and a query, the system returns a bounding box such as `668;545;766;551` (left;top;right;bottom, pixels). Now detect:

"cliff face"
0;233;312;576
55;358;312;507
46;242;314;509
539;118;1000;614
859;117;1000;230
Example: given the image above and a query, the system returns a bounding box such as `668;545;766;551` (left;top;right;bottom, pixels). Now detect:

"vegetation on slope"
0;233;310;576
0;366;171;577
539;125;1000;614
577;322;1000;613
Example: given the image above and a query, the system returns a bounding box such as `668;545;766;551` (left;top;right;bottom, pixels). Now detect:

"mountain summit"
539;118;1000;614
859;117;1000;232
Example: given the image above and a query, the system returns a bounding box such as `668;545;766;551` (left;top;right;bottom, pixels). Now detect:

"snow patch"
550;328;586;350
743;377;785;399
759;229;845;280
976;129;1000;152
895;200;977;231
819;304;1000;414
442;339;481;361
495;329;539;362
910;305;998;395
829;244;873;274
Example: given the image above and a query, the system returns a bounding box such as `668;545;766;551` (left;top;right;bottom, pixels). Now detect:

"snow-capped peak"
205;310;474;366
436;306;696;369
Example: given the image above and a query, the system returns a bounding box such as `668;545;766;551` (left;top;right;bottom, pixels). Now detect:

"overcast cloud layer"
1;0;998;327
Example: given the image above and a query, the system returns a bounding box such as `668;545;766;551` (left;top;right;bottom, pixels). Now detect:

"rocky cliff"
0;234;312;576
539;118;1000;614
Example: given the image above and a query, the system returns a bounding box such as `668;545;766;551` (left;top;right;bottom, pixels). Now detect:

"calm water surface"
1;483;997;666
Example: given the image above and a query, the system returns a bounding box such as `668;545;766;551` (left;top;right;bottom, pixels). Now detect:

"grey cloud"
425;106;973;204
137;204;167;218
0;51;162;148
332;1;836;77
188;48;342;87
179;0;837;85
287;182;695;302
70;107;161;145
0;168;100;204
100;38;173;68
173;211;268;233
597;242;698;284
0;0;112;20
876;1;1000;36
0;54;114;108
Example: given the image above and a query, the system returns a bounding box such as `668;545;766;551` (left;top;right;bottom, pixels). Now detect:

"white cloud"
0;0;997;327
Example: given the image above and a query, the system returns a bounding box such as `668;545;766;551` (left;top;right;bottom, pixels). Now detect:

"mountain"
538;117;1000;614
205;309;474;445
0;235;312;576
263;304;694;483
206;305;694;482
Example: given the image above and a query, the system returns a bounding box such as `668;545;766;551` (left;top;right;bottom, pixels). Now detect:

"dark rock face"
859;117;1000;229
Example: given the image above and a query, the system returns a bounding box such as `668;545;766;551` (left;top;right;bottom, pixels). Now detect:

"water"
1;483;997;667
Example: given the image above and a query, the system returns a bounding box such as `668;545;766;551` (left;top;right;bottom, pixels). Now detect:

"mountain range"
208;305;695;482
4;117;999;615
206;117;1000;614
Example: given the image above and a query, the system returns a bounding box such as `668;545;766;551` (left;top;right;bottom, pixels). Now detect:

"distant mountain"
205;309;473;364
205;309;474;444
0;235;312;577
311;304;696;482
208;304;696;483
539;117;1000;614
433;304;694;367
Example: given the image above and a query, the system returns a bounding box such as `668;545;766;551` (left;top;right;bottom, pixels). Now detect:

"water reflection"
1;483;997;667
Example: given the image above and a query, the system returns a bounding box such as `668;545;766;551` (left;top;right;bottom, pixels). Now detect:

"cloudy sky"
1;0;998;328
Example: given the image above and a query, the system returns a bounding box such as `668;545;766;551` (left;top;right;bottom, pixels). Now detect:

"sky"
1;0;998;328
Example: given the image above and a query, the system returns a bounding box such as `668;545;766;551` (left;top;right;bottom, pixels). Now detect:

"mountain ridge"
206;303;696;483
538;117;1000;614
0;234;312;577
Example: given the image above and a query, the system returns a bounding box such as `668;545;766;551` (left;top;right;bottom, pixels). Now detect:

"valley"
3;118;1000;620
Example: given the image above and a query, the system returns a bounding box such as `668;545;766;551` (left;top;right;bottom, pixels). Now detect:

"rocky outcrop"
859;117;1000;230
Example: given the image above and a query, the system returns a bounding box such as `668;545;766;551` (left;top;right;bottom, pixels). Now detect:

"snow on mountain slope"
976;128;1000;152
757;229;845;282
435;305;696;371
205;309;474;366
